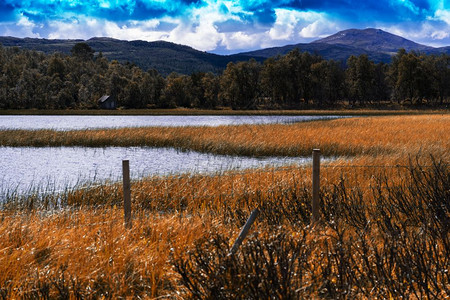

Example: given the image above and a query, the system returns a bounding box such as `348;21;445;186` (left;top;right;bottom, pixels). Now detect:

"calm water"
0;115;343;131
0;115;341;197
0;146;306;196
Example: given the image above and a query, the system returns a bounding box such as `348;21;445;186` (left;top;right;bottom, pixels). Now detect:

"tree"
372;62;390;103
47;54;66;79
138;70;164;108
394;51;427;103
388;49;407;103
123;81;142;108
311;60;345;106
161;73;194;108
106;61;130;107
220;59;261;109
260;57;290;107
70;43;95;61
281;49;303;105
346;55;376;105
200;72;220;108
420;54;450;105
434;54;450;104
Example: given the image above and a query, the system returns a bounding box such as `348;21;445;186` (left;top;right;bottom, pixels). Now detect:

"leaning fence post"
122;160;132;229
228;208;260;256
312;149;321;224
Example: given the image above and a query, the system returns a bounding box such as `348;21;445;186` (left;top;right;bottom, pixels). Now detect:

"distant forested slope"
0;41;448;110
0;36;259;75
2;29;449;77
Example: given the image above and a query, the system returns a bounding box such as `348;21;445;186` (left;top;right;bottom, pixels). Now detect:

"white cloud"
381;21;450;47
45;17;166;41
23;4;344;52
269;9;326;41
299;19;339;39
103;20;166;41
221;31;264;50
35;5;225;51
431;30;449;40
395;0;420;15
1;15;41;38
267;8;339;44
48;18;101;39
434;9;450;25
0;0;448;54
162;4;226;51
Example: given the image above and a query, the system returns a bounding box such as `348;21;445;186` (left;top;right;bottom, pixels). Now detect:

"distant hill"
312;28;433;53
243;28;450;63
240;42;392;63
0;36;260;75
437;46;450;53
1;28;449;75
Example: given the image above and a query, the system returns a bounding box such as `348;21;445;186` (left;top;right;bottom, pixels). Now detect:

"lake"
0;115;341;197
0;146;306;196
0;115;343;130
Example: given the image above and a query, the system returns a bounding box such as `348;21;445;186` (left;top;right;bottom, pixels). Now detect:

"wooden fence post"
312;149;320;224
122;160;132;229
228;208;260;256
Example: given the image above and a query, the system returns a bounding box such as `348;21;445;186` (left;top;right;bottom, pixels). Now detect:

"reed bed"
0;114;448;298
0;209;216;298
0;158;448;298
0;115;448;159
2;155;417;214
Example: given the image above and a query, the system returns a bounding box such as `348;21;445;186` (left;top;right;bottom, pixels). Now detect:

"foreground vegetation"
0;115;448;298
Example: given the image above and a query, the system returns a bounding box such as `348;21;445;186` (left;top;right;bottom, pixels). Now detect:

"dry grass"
1;159;447;298
0;115;448;159
0;114;448;298
0;209;216;298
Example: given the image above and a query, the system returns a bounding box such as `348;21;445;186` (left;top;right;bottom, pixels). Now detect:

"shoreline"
0;108;448;116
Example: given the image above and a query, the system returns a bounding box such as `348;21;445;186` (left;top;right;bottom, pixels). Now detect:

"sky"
0;0;449;54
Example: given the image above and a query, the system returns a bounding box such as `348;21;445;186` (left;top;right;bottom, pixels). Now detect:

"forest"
0;42;449;110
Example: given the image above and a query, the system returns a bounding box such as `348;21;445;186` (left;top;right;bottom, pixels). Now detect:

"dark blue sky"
0;0;448;53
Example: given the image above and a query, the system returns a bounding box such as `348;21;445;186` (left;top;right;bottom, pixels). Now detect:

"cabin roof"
98;95;111;103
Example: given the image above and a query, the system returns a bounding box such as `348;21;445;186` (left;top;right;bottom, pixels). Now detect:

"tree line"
0;43;448;110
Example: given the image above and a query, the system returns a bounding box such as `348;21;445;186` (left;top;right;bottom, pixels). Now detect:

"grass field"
0;114;448;298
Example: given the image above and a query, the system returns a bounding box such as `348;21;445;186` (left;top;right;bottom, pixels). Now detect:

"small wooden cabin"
98;95;116;109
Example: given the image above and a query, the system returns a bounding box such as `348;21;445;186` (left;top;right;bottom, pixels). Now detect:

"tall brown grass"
0;115;448;159
0;114;448;298
1;159;447;298
0;209;218;298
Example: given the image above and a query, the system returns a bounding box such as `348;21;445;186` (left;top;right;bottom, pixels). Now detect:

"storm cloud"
0;0;448;53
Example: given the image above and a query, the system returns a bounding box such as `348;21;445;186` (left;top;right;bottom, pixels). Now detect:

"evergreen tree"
70;43;95;61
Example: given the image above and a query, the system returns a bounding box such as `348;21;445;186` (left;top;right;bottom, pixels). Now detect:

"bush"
172;158;449;299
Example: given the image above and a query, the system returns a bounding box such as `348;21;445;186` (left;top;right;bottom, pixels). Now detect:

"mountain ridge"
1;28;448;75
244;28;449;60
312;28;434;53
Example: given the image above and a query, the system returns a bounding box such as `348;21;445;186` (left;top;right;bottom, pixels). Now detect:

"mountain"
1;28;449;75
240;42;392;63
312;28;434;53
86;38;263;75
0;36;260;75
243;28;450;62
437;46;450;53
